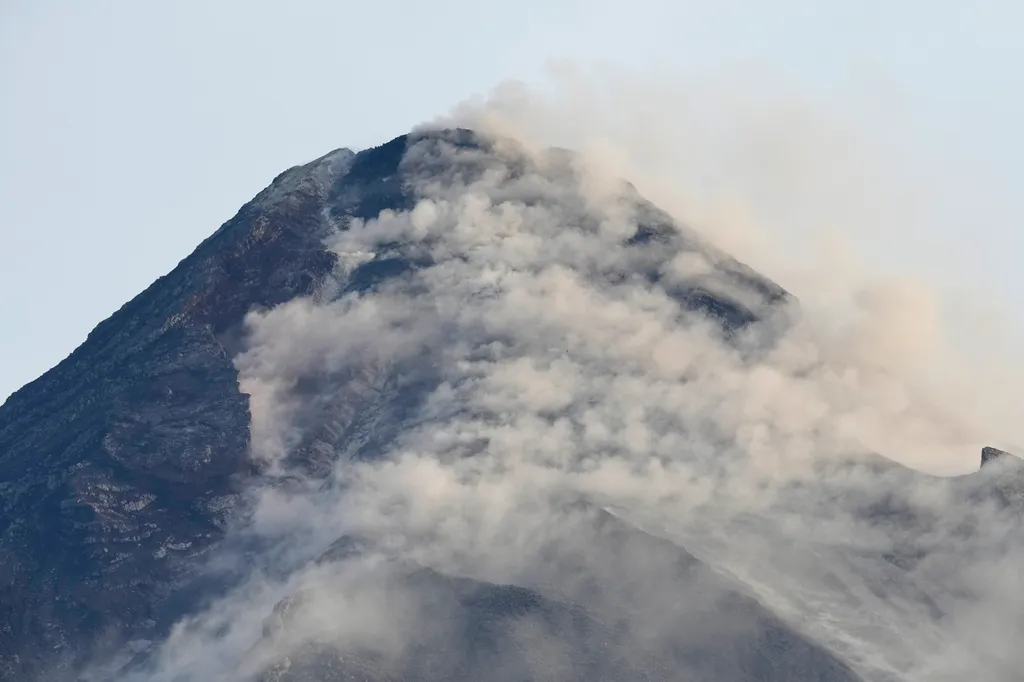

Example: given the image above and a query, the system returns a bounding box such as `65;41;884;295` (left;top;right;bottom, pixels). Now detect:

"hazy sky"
1;0;1022;402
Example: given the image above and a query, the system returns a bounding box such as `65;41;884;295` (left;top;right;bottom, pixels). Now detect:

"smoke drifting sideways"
110;74;1023;682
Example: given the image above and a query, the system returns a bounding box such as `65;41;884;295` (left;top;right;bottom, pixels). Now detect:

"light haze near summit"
1;0;1022;404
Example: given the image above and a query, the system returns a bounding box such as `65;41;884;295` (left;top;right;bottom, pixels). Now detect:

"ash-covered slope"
248;507;861;682
2;128;1017;682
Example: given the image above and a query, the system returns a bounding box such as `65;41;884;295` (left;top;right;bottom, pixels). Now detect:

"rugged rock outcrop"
981;446;1017;468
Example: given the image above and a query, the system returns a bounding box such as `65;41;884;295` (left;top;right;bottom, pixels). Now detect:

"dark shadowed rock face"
981;446;1017;468
0;129;823;682
0;144;362;679
976;447;1024;511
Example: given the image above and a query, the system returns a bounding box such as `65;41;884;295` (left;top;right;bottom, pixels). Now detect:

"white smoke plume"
108;70;1023;682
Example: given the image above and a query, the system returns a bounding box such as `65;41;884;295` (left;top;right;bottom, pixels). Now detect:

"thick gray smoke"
436;68;1024;472
107;74;1022;682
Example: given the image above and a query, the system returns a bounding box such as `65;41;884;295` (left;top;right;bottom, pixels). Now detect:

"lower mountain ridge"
0;129;1020;682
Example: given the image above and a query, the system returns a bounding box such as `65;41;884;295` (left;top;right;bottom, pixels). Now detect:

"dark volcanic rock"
0;129;803;681
0;146;358;680
975;447;1024;511
981;446;1017;468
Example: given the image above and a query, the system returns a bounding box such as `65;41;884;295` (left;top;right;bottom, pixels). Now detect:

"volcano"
0;129;1019;682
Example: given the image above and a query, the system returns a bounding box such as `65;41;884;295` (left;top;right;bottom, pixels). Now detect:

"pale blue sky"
1;0;1022;402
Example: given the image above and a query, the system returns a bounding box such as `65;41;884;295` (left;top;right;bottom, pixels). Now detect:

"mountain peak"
981;445;1019;468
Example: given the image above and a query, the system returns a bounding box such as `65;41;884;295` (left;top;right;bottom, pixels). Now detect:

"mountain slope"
0;145;348;679
245;507;863;682
1;128;1017;682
